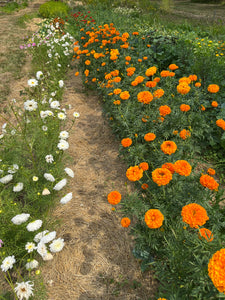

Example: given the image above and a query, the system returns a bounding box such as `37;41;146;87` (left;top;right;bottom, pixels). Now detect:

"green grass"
0;1;28;14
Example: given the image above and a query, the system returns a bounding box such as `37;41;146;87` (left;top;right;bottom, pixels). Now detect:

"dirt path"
0;2;156;299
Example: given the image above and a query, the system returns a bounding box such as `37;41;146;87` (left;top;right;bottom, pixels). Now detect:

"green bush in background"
39;1;69;18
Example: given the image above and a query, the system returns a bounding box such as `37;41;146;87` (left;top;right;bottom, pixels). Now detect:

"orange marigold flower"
121;217;131;228
207;168;216;175
154;77;160;83
144;132;156;142
141;183;149;190
126;166;143;182
179;129;191;140
208;248;225;293
160;70;170;77
126;67;136;76
198;228;214;242
113;100;121;105
152;168;172;186
173;130;178;135
120;91;130;100
139;162;149;171
161;141;177;155
216;119;225;130
181;203;209;228
145;66;157;77
132;31;139;35
201;105;206;111
159;105;171;117
195;82;201;87
180;104;190;112
208;84;219;93
211;101;218;107
125;56;131;61
113;76;121;83
174;160;192;176
121;138;132;147
169;64;179;71
179;77;192;85
161;162;175;174
101;62;106;66
153;89;165;98
75;71;79;76
113;88;122;95
158;298;167;300
145;209;164;229
146;81;157;88
200;174;219;190
84;69;89;77
177;83;191;95
85;60;91;65
137;91;153;104
107;191;122;205
189;74;197;81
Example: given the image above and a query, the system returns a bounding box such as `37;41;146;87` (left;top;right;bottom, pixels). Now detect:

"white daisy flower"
73;112;80;118
26;220;43;232
50;100;60;109
47;110;54;117
40;231;56;244
64;167;74;178
8;164;19;174
58;80;64;88
33;176;38;182
37;242;48;258
42;188;50;195
42;125;48;131
45;154;54;163
1;255;16;272
34;230;49;243
49;238;65;253
0;174;13;184
57;64;61;68
14;281;34;300
36;71;43;80
28;78;38;87
25;259;39;270
11;213;30;225
60;192;72;204
13;182;24;192
24;99;38;112
57;140;69;150
25;242;36;253
51;91;56;97
44;173;55;182
53;178;67;191
57;112;66;120
40;111;48;119
59;131;69;139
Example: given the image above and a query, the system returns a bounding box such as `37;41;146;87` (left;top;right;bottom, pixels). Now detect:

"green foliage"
39;1;69;18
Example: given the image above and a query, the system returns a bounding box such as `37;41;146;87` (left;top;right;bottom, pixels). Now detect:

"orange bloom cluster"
208;248;225;293
110;48;120;60
121;217;131;227
159;105;171;117
160;70;171;77
189;74;197;82
174;160;192;176
195;82;201;87
139;162;149;171
198;228;214;242
144;132;156;142
107;191;121;205
181;203;209;228
152;168;173;186
177;83;191;95
126;67;136;76
126;166;143;182
131;76;145;86
161;141;177;155
141;183;149;190
200;174;219;190
121;138;132;147
114;88;122;95
169;64;179;70
145;66;157;77
161;162;175;174
153;89;165;98
211;101;218;107
146;81;157;88
207;84;220;93
179;129;191;140
207;168;216;175
145;209;164;229
158;298;167;300
120;91;130;100
113;100;121;105
180;104;191;112
137;91;153;104
216;119;225;130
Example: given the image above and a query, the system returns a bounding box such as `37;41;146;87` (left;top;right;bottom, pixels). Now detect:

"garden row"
0;17;77;299
71;7;225;300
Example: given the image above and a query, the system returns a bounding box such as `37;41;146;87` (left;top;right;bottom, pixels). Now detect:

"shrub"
39;1;69;18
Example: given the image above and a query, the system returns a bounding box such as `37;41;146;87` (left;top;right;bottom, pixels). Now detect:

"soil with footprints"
0;1;157;299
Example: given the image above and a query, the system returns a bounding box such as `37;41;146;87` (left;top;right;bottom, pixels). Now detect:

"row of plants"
0;16;78;299
70;5;225;299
